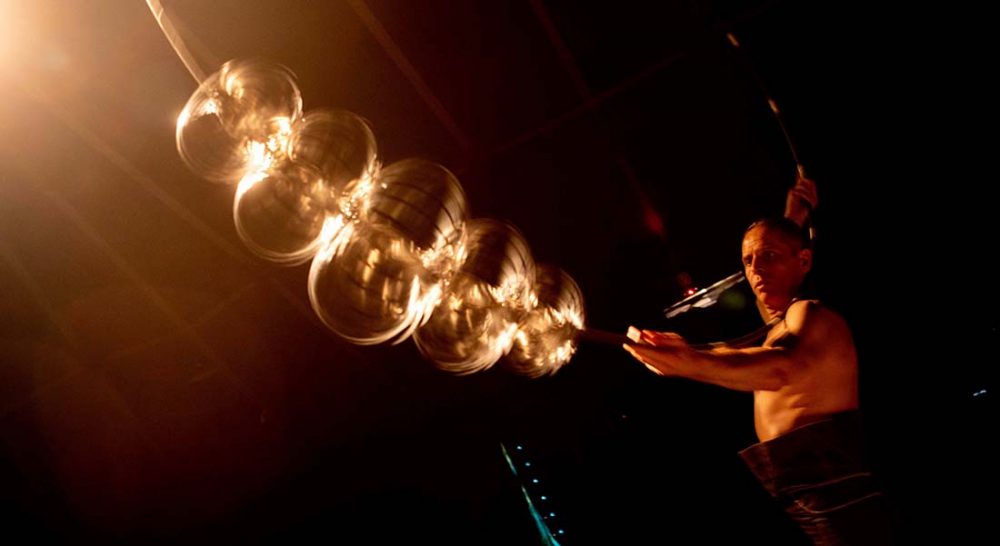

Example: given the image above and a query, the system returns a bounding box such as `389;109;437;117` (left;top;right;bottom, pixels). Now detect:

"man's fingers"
628;327;685;346
790;188;817;208
623;343;645;363
623;344;663;375
795;177;818;204
643;363;663;375
641;330;684;344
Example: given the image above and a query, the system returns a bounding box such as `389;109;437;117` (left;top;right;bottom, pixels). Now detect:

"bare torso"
753;301;859;442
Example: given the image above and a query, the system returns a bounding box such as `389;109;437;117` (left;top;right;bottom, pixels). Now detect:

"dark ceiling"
0;0;992;543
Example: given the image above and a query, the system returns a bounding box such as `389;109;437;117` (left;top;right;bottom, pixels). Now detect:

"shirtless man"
624;178;893;544
626;216;856;441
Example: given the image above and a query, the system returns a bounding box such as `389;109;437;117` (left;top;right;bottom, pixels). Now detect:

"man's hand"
784;176;818;227
624;327;689;375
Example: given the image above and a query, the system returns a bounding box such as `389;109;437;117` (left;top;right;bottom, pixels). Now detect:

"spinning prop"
149;3;803;374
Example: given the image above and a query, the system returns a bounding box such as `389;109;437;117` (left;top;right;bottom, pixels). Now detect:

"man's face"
741;225;811;311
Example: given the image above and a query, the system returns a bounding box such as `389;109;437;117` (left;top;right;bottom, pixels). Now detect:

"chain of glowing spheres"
309;159;468;345
504;264;586;377
309;221;440;345
175;59;586;374
414;220;535;374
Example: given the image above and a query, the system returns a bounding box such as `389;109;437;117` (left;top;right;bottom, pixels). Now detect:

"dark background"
0;1;992;543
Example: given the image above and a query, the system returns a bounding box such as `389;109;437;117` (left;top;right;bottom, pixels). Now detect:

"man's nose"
747;258;768;278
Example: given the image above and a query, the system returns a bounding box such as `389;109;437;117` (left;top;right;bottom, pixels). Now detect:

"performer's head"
742;218;812;314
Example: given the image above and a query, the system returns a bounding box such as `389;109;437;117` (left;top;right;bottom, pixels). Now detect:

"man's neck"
756;297;796;322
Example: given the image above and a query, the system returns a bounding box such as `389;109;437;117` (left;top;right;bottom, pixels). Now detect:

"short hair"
744;217;810;250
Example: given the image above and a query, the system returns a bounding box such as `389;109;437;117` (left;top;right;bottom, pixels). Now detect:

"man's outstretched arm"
624;300;831;392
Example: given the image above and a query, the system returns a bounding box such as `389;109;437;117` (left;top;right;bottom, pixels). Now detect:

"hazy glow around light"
0;1;19;70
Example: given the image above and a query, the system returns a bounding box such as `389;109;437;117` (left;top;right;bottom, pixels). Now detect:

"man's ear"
798;248;813;272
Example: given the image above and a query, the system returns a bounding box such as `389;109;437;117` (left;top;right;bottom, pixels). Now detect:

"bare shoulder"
783;300;851;339
776;300;857;372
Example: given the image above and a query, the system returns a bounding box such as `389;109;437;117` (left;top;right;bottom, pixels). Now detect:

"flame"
336;164;379;220
390;276;443;345
318;214;346;246
267;116;292;155
235;167;268;200
244;140;274;176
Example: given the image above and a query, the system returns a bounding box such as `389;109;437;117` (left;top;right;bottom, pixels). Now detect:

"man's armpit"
769;329;800;350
